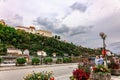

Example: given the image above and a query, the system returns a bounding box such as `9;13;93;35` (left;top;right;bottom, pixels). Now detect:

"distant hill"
0;24;101;56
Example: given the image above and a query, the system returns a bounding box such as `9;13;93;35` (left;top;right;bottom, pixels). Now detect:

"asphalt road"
0;64;77;80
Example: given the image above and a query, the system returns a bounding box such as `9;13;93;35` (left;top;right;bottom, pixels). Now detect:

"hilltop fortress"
0;19;52;37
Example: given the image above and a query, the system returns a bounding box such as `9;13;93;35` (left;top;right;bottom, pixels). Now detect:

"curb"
0;63;77;71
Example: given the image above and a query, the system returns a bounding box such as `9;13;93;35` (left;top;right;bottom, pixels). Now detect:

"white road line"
55;74;72;80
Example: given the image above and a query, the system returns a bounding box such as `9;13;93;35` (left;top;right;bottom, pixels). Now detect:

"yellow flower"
38;76;41;79
100;68;103;71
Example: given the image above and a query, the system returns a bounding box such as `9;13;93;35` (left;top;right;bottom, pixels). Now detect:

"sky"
0;0;120;54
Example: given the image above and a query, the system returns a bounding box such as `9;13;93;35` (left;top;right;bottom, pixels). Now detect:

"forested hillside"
0;24;101;56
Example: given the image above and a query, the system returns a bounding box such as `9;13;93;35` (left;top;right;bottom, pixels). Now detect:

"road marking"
55;74;71;80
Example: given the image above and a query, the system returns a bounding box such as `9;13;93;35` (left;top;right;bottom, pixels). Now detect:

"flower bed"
24;71;54;80
70;64;90;80
111;69;120;76
93;73;111;80
108;57;120;76
92;65;111;80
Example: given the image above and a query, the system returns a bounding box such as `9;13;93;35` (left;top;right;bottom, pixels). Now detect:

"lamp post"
37;51;43;65
37;51;47;65
53;53;56;57
99;32;107;68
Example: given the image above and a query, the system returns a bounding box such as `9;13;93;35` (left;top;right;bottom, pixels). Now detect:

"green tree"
0;24;99;57
57;36;61;40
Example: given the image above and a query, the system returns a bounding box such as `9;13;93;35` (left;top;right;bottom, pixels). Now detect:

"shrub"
63;57;71;63
56;58;62;64
0;57;3;63
24;71;54;80
43;57;53;64
32;57;40;65
16;57;26;65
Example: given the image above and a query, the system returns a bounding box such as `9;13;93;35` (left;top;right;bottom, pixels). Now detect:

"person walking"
98;55;104;65
95;56;99;65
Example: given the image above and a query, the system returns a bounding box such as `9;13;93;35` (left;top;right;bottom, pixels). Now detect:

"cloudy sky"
1;0;120;53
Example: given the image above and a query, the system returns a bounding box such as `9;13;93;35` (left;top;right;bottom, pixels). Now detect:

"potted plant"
31;57;40;65
24;71;54;80
56;58;62;64
43;57;53;64
93;65;111;80
108;58;120;76
63;57;71;63
16;57;26;66
70;65;90;80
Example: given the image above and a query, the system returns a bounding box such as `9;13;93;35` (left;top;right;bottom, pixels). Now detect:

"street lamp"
53;53;56;57
37;51;47;65
99;32;108;68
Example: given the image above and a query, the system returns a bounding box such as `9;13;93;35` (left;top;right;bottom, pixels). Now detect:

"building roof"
16;26;29;29
37;29;52;34
29;26;35;29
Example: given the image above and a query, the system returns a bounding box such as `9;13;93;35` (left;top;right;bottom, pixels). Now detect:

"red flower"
93;67;97;70
50;77;54;80
73;68;90;80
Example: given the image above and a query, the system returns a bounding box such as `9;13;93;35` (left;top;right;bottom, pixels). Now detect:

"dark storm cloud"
70;26;94;36
70;2;87;12
53;24;69;34
34;17;54;29
33;17;69;34
34;16;94;36
70;27;87;36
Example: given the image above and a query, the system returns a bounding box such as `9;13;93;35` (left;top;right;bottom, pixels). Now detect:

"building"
7;48;22;55
15;26;30;32
15;26;36;34
29;26;36;34
0;19;52;37
37;50;47;57
0;19;6;25
16;26;52;37
37;29;52;37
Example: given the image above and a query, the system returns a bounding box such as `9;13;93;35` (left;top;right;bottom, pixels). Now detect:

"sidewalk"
0;63;77;71
56;75;120;80
0;63;120;80
111;76;120;80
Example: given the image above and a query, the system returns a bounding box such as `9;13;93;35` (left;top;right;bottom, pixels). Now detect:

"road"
0;64;77;80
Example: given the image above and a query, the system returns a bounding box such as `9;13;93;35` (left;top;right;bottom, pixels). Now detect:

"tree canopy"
0;24;101;56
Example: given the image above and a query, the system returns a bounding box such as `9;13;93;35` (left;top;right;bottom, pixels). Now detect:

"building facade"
0;19;6;25
15;26;30;32
37;29;52;37
0;19;52;37
7;48;22;55
16;26;52;37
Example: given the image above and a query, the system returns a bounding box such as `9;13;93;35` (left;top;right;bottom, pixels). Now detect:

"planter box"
16;64;26;66
56;62;62;64
111;69;120;76
93;73;111;80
